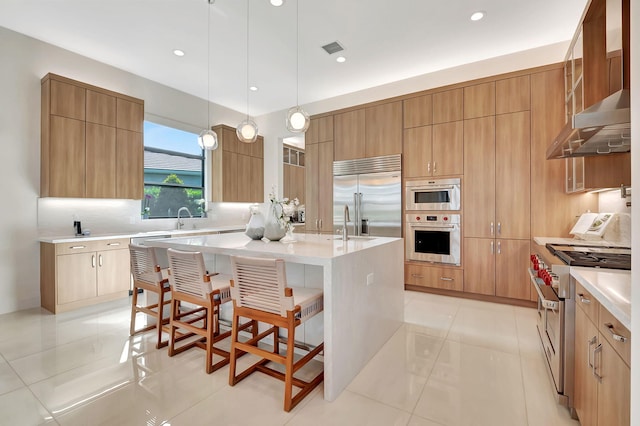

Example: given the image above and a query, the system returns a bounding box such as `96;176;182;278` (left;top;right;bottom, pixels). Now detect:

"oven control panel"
405;213;460;224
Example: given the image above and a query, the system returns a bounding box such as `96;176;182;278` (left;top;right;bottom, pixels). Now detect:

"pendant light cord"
246;0;250;121
296;0;299;106
206;0;211;129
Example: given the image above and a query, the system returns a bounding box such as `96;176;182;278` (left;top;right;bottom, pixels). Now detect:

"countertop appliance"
405;178;460;211
406;213;461;265
529;240;631;416
333;154;401;238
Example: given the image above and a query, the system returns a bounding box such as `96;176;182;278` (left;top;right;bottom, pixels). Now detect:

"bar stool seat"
228;255;324;412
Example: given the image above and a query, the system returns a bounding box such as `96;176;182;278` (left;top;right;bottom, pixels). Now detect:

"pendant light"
198;0;219;150
285;0;310;133
236;0;258;143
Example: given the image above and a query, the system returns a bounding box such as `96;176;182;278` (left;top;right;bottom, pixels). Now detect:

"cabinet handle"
319;219;323;229
411;274;424;278
587;336;597;370
440;277;453;281
490;241;494;254
604;323;628;343
490;222;494;237
497;222;501;236
99;254;103;267
433;162;437;174
577;293;591;304
70;245;86;250
497;241;501;254
427;162;431;173
107;242;121;246
91;255;96;268
593;343;603;382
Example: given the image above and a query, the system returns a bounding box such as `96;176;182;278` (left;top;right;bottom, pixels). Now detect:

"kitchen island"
146;232;405;401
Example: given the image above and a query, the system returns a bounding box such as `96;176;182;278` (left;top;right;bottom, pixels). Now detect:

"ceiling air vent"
321;41;344;55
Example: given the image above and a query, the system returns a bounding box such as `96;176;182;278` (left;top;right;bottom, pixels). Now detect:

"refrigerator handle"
358;192;364;236
353;193;359;236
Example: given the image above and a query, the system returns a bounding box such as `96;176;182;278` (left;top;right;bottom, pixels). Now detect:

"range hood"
546;89;631;159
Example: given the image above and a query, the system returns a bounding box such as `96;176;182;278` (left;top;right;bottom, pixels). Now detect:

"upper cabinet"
41;73;144;199
306;116;334;145
334;101;402;160
432;88;463;124
210;124;264;203
464;82;495;119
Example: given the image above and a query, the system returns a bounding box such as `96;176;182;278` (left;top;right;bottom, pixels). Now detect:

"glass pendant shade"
236;119;258;143
198;128;219;150
286;105;310;133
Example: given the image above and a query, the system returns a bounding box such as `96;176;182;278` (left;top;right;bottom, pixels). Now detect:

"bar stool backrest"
230;255;294;317
129;244;163;286
167;248;212;298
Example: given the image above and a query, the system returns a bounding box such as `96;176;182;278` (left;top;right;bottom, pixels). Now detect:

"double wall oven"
405;178;461;265
529;241;631;414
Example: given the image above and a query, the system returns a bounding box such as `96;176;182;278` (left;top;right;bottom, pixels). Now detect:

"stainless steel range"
529;241;631;415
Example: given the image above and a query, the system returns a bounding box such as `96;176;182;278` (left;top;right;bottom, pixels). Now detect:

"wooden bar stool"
128;244;172;349
228;255;324;412
166;248;255;374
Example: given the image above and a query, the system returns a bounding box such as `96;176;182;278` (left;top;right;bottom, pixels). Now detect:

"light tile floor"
0;291;580;425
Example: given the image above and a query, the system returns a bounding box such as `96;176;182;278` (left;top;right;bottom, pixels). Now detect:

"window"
142;121;205;219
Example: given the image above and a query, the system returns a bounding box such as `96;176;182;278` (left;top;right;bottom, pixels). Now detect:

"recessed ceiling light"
336;56;346;63
249;86;258;91
270;0;284;6
173;49;185;57
470;11;485;21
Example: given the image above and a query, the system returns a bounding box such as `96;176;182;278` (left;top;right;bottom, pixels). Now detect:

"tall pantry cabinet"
463;77;531;300
305;116;334;233
41;73;144;199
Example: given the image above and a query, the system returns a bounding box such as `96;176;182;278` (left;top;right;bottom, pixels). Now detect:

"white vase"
245;208;265;240
263;203;286;241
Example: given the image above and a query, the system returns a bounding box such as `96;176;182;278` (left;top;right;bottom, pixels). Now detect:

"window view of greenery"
142;121;205;219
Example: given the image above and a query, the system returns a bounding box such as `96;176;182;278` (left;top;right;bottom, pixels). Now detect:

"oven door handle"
410;185;456;191
408;224;457;230
528;268;558;310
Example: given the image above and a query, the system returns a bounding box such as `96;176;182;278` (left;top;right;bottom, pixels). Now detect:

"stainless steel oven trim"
406;220;461;265
405;178;461;211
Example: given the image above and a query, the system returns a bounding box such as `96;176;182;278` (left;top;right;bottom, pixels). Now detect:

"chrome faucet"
342;205;350;241
177;207;193;229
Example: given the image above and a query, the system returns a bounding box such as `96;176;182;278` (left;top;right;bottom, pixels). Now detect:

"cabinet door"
433;88;463;124
318;141;334;232
50;80;85;120
334;109;365;160
495;239;530;300
223;151;238;202
57;253;97;304
249;155;264;202
250;135;264;158
496;75;530;114
463;117;495;238
116;98;143;132
495;111;530;239
464;82;496;119
304;143;319;233
116;129;143;199
97;249;131;296
403;94;432;128
365;101;403;157
236;154;252;202
292;165;305;204
463;238;495;295
86;123;116;198
574;306;599;426
432;121;463;176
86;90;116;126
403;126;432;178
405;264;463;291
307;116;334;145
49;116;86;198
597;338;630;426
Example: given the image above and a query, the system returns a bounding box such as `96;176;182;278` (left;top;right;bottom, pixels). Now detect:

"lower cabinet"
574;281;630;426
41;238;131;313
405;263;463;292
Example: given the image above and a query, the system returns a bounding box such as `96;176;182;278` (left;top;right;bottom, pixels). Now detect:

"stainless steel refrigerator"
333;154;402;237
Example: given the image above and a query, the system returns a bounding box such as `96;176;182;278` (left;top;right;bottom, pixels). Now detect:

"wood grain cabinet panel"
496;75;531;114
464;82;496;119
574;305;599;426
307;116;334;145
305;141;333;233
96;249;131;296
236;154;252;202
49;116;86;198
403;94;433;128
463;238;495;295
403;126;432;178
334;109;365;160
86;123;116;198
116;129;143;199
50;80;85;120
116;98;143;132
597;338;630;426
56;252;98;305
250;135;264;158
222;151;238;202
405;264;463;291
495;239;530;300
86;90;116;126
432;121;463;176
250;155;264;203
433;88;463;124
365;101;403;157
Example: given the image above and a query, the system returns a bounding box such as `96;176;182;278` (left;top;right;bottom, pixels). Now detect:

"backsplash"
38;198;254;237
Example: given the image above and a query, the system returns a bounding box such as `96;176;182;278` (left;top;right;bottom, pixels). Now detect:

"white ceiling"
0;0;588;116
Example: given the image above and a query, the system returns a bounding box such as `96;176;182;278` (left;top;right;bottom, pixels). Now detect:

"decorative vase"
263;203;286;241
245;206;265;240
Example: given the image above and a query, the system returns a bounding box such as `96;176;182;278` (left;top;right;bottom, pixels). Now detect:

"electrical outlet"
366;273;374;286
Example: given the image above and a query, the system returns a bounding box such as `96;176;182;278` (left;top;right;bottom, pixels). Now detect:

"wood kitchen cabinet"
432;88;463;124
403;94;432;128
334;109;365;160
464;82;496;119
574;280;630;426
284;163;305;204
405;263;463;292
404;122;463;178
496;75;531;114
304;141;333;233
41;73;144;199
40;238;131;314
306;115;334;145
210;125;264;203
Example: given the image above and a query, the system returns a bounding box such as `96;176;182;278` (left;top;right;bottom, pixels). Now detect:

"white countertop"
533;236;630;248
38;225;246;244
570;267;631;330
145;232;401;267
